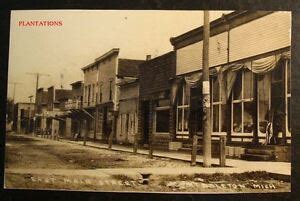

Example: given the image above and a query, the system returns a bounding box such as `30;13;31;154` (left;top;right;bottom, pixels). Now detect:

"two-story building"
82;48;144;142
168;11;291;161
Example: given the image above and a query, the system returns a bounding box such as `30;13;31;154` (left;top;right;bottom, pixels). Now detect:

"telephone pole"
27;72;50;134
9;82;21;102
26;72;50;94
202;10;212;167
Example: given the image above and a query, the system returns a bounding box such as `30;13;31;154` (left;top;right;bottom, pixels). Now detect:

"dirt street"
4;134;290;192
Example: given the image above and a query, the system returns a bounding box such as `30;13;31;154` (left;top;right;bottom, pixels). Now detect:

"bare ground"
4;134;291;193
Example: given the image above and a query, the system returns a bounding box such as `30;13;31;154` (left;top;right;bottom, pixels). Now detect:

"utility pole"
202;10;212;167
27;72;50;135
9;82;21;102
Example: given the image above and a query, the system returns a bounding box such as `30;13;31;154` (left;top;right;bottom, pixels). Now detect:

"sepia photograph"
5;10;291;193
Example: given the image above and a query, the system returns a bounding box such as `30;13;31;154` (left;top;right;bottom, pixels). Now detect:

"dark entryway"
142;101;150;144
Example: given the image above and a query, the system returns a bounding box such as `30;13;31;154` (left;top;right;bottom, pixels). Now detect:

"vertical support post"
219;135;226;167
83;119;87;146
282;59;288;145
148;101;153;159
191;134;198;166
252;73;259;144
202;10;212;167
133;133;138;154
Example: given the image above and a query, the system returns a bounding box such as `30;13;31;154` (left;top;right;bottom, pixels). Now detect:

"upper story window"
109;80;113;101
99;83;103;103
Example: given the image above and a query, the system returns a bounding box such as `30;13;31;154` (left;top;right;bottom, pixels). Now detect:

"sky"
8;10;232;103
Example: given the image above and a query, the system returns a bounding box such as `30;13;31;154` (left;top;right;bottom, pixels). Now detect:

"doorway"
142;101;150;145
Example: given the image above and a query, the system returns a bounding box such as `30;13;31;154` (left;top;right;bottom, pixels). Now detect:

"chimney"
146;55;151;61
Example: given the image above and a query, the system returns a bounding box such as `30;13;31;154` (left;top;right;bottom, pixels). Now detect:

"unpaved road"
5;134;191;169
4;134;290;192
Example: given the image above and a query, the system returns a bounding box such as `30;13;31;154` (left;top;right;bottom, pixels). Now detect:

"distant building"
14;102;35;134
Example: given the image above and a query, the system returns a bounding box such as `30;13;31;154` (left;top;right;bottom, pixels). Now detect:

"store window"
258;73;271;133
155;99;170;134
211;76;227;133
232;69;254;134
176;84;189;138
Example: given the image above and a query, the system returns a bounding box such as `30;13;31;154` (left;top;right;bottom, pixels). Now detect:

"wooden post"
108;132;113;149
202;10;212;167
83;119;87;146
133;133;138;154
148;101;153;159
219;135;226;167
252;73;259;144
191;135;198;166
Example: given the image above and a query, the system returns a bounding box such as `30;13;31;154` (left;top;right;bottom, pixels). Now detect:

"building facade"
82;48;144;142
138;52;176;149
166;11;291;160
14;102;35;134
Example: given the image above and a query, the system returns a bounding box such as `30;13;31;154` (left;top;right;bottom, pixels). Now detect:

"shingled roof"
118;59;145;78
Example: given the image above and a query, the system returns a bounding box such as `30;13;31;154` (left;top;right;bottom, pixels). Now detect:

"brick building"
168;11;291;161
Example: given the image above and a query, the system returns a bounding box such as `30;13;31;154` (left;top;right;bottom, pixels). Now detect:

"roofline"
81;60;98;71
170;11;273;49
70;81;83;86
95;48;120;62
81;48;120;71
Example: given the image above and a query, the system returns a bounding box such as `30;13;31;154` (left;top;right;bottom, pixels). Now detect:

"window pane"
233;71;242;100
177;108;182;131
156;110;170;133
158;99;170;107
271;82;283;98
233;103;242;132
177;86;183;106
212;77;220;102
183;108;189;132
220;104;227;132
272;62;283;82
213;105;219;132
244;101;254;133
288;97;291;132
258;73;271;132
184;85;190;105
287;60;291;94
244;70;253;99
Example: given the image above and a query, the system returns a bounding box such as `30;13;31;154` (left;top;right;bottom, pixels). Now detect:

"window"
91;84;94;103
99;84;103;103
176;84;189;138
109;80;113;101
258;73;271;133
232;70;254;134
211;76;227;133
155;99;170;134
88;85;91;106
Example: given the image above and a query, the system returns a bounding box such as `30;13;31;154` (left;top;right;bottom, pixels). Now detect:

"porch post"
252;73;259;144
281;60;288;145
